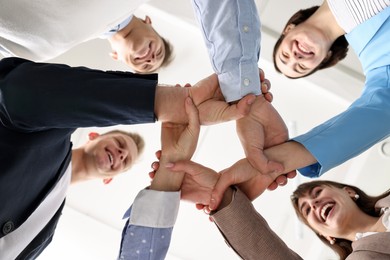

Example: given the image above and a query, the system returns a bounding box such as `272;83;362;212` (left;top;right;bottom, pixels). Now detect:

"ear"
283;24;296;35
144;15;152;25
88;132;100;141
343;186;356;198
103;178;114;185
103;177;113;185
325;235;336;245
109;51;118;60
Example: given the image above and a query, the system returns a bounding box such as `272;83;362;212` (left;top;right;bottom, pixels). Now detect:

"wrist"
154;85;189;123
215;186;235;211
150;155;184;191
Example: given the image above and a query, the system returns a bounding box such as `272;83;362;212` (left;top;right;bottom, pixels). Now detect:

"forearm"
154;86;189;124
211;188;303;260
150;154;185;191
264;141;316;174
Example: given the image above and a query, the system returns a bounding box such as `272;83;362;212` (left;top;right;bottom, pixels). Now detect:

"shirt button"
243;78;250;86
243;25;249;32
2;221;14;235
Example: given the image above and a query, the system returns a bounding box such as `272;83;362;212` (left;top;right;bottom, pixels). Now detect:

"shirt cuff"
218;62;261;102
129;189;180;228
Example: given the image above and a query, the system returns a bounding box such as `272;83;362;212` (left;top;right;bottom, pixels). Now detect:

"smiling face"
109;16;166;73
275;23;331;78
84;132;139;179
297;185;359;239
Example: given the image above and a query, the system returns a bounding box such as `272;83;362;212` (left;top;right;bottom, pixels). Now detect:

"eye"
305;206;311;216
116;138;124;148
314;188;322;198
282;51;289;58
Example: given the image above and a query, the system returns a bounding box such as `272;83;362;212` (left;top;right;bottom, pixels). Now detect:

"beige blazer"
211;188;390;260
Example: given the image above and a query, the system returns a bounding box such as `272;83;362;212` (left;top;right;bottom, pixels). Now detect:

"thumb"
248;154;284;175
166;160;203;176
210;172;234;210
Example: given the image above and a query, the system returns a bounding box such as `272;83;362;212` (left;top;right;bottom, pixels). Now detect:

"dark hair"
291;180;390;259
273;6;349;78
160;36;174;69
102;130;145;157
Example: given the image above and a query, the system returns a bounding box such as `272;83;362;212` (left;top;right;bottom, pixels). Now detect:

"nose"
309;199;320;210
118;148;128;161
146;52;156;64
293;50;303;59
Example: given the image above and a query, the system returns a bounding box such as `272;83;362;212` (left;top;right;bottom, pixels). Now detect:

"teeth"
298;43;311;54
321;203;333;221
108;152;113;165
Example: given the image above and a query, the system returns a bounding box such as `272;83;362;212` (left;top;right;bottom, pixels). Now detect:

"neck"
70;148;89;184
306;1;345;42
343;213;384;241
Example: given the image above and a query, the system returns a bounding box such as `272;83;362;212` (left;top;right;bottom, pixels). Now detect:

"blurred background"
4;0;386;259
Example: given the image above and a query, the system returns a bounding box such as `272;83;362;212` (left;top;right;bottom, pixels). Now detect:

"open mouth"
107;150;114;169
320;203;334;222
296;41;314;56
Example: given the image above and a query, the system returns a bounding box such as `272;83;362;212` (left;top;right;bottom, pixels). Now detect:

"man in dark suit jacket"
0;57;254;259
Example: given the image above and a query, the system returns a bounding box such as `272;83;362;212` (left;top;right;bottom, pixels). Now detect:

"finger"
259;68;265;82
196;204;205;210
248;154;284;175
286;170;297;179
261;82;270;94
151;161;159;171
155;150;162;159
183;83;192;88
275;175;287;186
210;173;234;210
264;92;273;103
166;160;206;176
267;181;278;191
185;97;200;137
227;94;256;120
148;171;155;179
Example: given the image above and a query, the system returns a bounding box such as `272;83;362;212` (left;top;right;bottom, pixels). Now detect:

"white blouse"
355;207;390;240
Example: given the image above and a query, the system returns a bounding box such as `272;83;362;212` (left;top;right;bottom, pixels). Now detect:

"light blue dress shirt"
294;7;390;177
192;0;262;102
118;189;180;260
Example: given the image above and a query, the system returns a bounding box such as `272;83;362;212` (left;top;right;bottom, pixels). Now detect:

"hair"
291;180;390;259
102;130;145;158
160;36;174;69
273;6;349;79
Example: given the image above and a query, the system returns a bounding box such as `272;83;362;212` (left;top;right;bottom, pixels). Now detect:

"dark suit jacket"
212;188;390;260
0;57;158;259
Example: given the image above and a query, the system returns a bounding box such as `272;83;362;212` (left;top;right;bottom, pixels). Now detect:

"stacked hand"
150;97;200;191
189;74;256;125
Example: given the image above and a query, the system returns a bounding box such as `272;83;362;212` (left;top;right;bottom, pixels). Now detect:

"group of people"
1;0;390;259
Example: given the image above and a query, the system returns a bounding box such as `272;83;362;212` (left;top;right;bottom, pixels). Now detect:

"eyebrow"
299;188;315;214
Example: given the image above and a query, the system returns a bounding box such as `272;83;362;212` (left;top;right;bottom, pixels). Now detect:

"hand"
259;68;273;103
150;97;200;191
189;74;256;125
236;95;288;174
166;160;220;209
160;97;199;160
209;158;281;209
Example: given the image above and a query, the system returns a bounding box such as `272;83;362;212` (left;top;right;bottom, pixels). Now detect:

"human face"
113;21;165;73
84;133;139;178
275;24;330;78
297;185;358;238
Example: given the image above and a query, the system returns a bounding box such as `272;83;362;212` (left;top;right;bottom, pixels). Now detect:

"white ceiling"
14;0;389;259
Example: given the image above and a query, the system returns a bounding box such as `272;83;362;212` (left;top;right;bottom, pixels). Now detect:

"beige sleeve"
211;188;302;260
